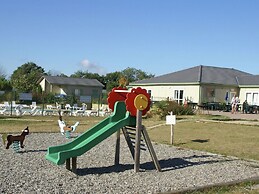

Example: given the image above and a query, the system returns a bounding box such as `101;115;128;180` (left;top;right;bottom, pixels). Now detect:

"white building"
129;65;259;106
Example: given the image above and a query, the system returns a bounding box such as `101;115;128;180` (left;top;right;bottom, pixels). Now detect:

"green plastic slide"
45;101;136;165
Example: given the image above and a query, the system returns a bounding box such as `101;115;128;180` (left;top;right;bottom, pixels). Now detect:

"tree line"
0;62;155;93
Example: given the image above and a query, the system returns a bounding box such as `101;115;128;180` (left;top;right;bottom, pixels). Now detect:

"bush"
143;110;154;119
153;100;194;119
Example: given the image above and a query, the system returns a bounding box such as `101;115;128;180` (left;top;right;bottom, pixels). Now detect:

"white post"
170;112;174;145
166;111;176;145
171;123;174;145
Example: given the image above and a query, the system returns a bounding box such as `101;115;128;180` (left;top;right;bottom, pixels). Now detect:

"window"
246;92;258;105
75;89;80;96
246;93;252;104
253;93;258;105
92;89;99;98
147;90;152;98
174;90;184;104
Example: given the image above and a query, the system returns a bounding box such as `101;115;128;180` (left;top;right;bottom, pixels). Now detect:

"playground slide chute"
45;102;136;165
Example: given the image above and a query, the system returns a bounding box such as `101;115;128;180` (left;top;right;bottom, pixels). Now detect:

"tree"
69;68;154;92
71;70;106;87
10;62;45;92
104;71;123;92
0;65;11;91
0;77;12;91
121;67;155;83
0;65;6;79
46;70;68;77
71;70;101;79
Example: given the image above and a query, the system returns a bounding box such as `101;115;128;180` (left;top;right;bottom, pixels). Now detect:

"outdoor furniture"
246;105;258;114
224;104;231;112
30;102;37;109
207;102;220;110
187;102;198;109
46;105;55;109
43;109;55;116
197;103;209;114
65;104;72;110
15;104;23;116
72;109;85;116
62;109;72;116
26;106;39;116
99;109;112;117
85;109;98;116
0;107;7;115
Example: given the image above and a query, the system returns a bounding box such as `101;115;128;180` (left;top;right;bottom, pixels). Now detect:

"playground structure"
58;110;80;139
5;126;30;150
45;87;161;173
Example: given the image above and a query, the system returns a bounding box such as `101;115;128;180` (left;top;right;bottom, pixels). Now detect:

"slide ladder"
122;126;147;159
120;125;161;172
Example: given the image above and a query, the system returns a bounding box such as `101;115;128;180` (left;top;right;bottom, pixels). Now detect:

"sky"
1;0;259;78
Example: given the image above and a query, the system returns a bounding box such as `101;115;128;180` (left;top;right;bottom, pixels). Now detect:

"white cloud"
80;59;106;75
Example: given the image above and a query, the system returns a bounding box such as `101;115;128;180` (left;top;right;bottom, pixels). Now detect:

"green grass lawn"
0;115;102;133
147;120;259;161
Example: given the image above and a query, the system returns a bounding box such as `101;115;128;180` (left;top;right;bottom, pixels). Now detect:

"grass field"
147;120;259;161
0;115;101;133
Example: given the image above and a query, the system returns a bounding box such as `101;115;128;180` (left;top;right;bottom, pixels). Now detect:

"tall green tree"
10;62;45;92
0;65;12;91
121;67;154;83
71;70;106;87
46;70;68;77
0;77;12;91
0;65;6;79
104;71;123;92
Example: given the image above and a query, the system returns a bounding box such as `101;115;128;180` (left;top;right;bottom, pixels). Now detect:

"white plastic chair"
65;104;71;110
31;101;37;109
4;101;9;108
0;108;6;115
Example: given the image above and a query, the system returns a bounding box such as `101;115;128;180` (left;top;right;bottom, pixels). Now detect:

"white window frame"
246;92;258;105
174;89;184;104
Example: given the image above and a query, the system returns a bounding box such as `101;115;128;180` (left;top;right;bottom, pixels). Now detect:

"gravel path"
1;133;259;194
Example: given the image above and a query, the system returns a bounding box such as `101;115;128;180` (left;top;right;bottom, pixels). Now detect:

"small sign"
80;95;91;103
19;93;32;101
166;115;176;125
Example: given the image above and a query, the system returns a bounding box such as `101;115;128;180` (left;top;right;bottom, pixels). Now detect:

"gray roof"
237;75;259;86
38;75;104;87
130;65;253;86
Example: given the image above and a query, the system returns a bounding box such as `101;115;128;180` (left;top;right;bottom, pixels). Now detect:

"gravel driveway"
1;133;259;194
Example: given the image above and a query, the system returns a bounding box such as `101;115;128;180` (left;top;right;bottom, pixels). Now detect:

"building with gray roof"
129;65;259;106
37;75;104;108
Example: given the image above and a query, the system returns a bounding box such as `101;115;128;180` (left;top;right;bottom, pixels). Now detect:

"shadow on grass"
76;154;235;176
175;139;210;146
191;139;210;143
